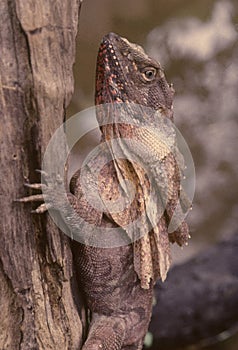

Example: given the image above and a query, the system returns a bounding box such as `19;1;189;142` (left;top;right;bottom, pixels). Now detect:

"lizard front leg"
17;170;102;230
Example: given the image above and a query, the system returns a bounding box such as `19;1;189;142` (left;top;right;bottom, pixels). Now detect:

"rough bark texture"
0;1;83;349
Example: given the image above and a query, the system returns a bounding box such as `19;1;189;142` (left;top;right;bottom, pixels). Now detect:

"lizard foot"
16;170;64;214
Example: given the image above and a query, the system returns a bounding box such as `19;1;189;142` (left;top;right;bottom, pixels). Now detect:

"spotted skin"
20;33;190;349
72;33;190;349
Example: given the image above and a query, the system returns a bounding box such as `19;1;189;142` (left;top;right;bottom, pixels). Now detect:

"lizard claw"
24;183;46;190
35;169;48;176
35;169;63;185
31;203;51;214
16;194;45;203
16;169;49;211
17;169;65;214
35;169;51;183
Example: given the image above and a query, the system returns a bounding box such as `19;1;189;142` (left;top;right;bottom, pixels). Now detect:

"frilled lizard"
19;33;191;350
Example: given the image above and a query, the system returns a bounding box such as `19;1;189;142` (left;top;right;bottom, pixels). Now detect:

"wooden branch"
149;233;238;349
0;1;84;349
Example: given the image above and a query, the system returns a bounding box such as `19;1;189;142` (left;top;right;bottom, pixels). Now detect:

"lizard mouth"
95;33;174;120
95;32;152;105
95;33;127;105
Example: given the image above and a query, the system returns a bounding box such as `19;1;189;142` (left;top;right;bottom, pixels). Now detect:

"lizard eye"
142;67;157;82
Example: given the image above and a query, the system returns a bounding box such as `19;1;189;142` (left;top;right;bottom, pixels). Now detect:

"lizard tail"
81;313;126;350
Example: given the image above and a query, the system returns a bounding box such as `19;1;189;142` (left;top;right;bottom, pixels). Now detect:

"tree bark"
0;1;83;349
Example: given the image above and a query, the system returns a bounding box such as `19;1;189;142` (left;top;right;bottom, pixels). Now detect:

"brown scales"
94;33;190;288
19;32;191;350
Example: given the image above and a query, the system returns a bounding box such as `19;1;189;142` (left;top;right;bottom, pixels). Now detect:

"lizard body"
72;33;188;350
19;33;190;349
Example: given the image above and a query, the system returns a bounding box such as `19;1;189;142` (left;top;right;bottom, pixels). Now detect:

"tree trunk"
0;1;83;349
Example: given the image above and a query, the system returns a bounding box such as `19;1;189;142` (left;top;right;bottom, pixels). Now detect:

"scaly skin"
72;33;190;349
19;33;190;349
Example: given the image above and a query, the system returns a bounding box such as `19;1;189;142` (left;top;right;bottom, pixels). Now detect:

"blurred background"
67;0;238;348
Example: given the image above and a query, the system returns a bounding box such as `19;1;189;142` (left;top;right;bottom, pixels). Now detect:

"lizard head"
95;32;174;120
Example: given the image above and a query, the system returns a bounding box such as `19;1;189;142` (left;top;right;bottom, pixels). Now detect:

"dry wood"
0;1;83;349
